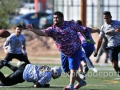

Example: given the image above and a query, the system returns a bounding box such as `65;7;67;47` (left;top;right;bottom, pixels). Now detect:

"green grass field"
0;63;120;90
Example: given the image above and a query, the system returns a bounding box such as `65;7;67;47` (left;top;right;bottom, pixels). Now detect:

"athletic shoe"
63;84;74;90
74;80;86;89
43;84;50;88
37;84;50;88
92;68;98;73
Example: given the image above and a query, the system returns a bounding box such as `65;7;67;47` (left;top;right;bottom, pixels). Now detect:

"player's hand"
93;51;98;57
26;24;34;31
115;28;120;32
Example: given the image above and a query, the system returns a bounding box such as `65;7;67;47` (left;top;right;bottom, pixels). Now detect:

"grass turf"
0;63;120;90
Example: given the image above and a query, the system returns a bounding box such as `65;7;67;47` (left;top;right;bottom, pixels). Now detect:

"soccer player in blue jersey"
0;25;30;71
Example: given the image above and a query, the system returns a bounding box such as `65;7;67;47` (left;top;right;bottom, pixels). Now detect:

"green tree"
0;0;20;29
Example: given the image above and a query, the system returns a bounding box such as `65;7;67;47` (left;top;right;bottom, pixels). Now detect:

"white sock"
68;84;74;90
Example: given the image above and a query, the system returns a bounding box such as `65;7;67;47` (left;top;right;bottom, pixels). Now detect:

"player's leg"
104;50;109;63
60;53;73;90
82;43;95;71
64;47;86;90
0;53;17;71
1;63;26;86
78;59;88;80
95;45;104;63
60;52;70;73
0;71;6;85
109;47;120;75
81;61;88;73
15;54;30;64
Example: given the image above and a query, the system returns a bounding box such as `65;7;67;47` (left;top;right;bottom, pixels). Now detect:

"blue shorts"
82;43;95;62
61;47;83;72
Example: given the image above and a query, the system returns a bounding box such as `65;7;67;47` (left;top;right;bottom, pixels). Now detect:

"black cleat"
36;84;50;88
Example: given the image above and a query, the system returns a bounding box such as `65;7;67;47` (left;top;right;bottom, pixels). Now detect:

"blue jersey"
23;64;52;85
4;33;25;54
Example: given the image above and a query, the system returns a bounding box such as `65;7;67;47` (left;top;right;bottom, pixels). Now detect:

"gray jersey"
4;33;25;54
99;20;120;47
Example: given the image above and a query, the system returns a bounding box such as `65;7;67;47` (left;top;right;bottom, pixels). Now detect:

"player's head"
15;25;23;36
103;11;112;24
51;66;62;79
76;20;82;25
53;11;64;26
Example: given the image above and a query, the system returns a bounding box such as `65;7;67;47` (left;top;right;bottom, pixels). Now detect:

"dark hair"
76;20;82;25
103;11;111;16
16;25;23;29
54;11;64;18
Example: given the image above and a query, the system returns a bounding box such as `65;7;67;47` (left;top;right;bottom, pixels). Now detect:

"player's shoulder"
7;33;15;38
65;20;75;23
20;34;25;38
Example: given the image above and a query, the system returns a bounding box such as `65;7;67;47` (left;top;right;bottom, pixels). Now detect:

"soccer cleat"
92;68;98;73
37;84;50;88
63;84;74;90
74;80;86;89
43;84;50;88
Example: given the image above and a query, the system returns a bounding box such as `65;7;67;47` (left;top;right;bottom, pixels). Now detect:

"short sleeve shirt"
4;33;25;54
43;20;88;57
99;20;120;47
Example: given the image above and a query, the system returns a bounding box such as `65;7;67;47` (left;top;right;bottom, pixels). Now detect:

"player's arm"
22;36;27;57
3;37;10;54
94;25;105;57
26;24;48;36
94;37;103;57
90;28;100;33
34;73;51;88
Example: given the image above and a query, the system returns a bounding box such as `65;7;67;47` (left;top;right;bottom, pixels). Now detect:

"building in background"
54;0;120;28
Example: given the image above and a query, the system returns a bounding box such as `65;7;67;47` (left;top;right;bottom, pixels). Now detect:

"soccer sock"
83;65;89;74
68;84;74;90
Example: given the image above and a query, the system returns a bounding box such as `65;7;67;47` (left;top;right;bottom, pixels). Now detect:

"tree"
0;0;20;29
